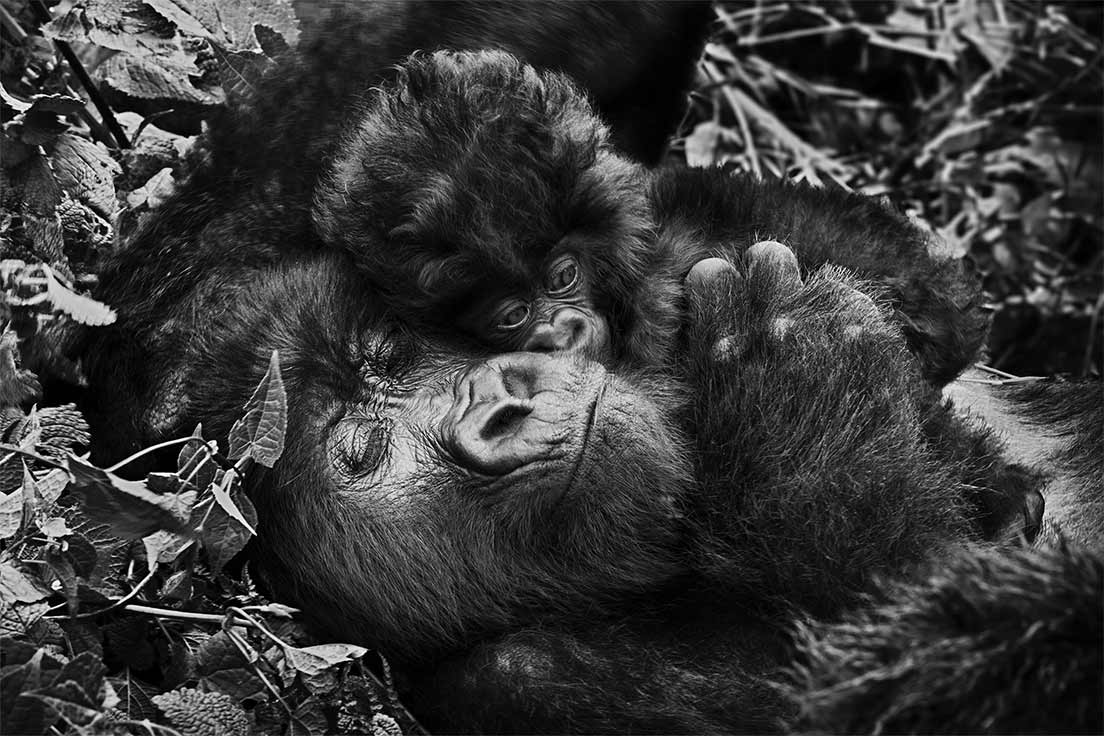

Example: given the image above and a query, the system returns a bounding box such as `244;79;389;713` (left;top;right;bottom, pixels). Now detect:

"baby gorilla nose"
523;307;608;357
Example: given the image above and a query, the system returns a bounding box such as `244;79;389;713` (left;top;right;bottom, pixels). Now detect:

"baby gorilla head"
313;50;679;364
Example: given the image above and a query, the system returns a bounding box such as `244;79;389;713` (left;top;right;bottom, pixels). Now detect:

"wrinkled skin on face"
455;253;613;359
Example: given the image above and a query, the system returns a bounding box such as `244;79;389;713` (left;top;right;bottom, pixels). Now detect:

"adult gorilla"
82;234;980;732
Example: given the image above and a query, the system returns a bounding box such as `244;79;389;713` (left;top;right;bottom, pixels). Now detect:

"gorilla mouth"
564;376;607;493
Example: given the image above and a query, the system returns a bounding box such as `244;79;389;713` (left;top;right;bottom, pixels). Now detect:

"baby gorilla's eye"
493;300;531;331
546;256;580;295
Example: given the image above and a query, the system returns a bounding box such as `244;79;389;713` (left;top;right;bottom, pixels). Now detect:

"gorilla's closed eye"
330;416;391;477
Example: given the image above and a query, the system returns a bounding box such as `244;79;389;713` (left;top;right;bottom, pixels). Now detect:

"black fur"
75;13;1094;734
786;540;1103;734
313;51;989;385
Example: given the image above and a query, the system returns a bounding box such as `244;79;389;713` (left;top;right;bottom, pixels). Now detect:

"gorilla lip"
564;375;607;494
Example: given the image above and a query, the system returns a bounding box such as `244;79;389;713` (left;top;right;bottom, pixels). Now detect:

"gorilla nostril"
481;400;533;440
523;328;558;353
499;365;537;399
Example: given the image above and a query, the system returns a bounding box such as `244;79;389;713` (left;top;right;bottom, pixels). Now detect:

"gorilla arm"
679;245;971;616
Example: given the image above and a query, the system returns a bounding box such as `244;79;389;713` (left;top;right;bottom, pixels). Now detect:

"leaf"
44;545;79;613
43;2;183;58
146;0;299;48
24;687;99;727
153;688;250;736
95;53;221;105
177;426;219;490
43;266;117;326
0;488;23;539
66;457;192;539
147;471;196;495
160;569;192;600
51;652;108;703
34;470;69;505
60;534;98;578
0;328;41;407
142;0;211;38
0;600;49;638
11;154;63;259
211;473;256;535
228;350;287;467
19;411;42;452
109;672;159;721
1;650;52;734
125;167;177;210
289;696;327;736
255;24;291;58
141;530;191;571
199;0;299;48
199;478;257;574
1;90;83;147
685;121;722;169
285;643;368;676
196;633;266;696
208;41;273;105
48;134;121;219
0;562;49;604
39;517;72;538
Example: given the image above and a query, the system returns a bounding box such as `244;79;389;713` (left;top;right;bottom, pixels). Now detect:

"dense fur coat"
74;7;1101;734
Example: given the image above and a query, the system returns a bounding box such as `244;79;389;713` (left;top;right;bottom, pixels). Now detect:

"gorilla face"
226;257;690;661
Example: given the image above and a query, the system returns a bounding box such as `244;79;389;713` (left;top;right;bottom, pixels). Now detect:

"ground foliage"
0;0;1099;734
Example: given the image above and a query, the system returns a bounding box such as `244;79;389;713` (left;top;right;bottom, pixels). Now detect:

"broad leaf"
43;268;116;326
228;350;287;467
66;457;193;539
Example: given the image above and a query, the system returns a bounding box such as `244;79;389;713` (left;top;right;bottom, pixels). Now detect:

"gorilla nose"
449;361;540;475
523;308;595;353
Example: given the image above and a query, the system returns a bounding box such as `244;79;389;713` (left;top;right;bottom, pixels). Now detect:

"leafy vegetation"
0;0;1099;734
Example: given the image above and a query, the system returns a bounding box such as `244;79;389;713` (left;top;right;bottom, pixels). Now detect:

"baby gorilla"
314;50;986;386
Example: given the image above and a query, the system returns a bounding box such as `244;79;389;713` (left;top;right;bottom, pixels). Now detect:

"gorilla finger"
745;241;801;294
685;258;747;365
686;257;744;294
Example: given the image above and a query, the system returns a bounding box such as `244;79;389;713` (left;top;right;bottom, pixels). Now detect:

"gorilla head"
313;50;664;364
165;255;691;661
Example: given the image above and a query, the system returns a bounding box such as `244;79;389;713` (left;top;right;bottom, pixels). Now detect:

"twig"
29;1;130;149
224;625;295;715
107;435;231;473
45;565;158;618
123;603;256;628
228;606;291;650
0;443;71;473
973;363;1019;379
0;3;28;42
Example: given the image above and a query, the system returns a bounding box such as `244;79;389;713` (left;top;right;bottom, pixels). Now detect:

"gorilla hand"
681;241;971;616
686;241;886;365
